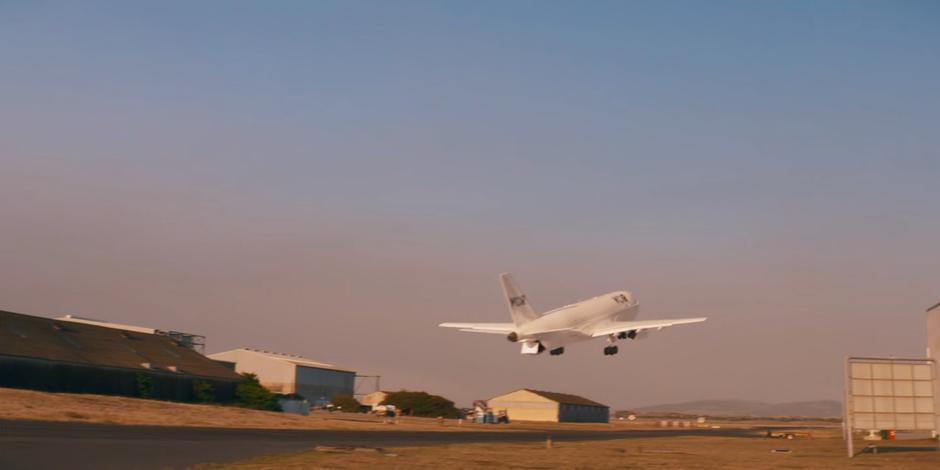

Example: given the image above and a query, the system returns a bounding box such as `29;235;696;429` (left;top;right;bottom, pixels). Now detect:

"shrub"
330;394;361;412
382;390;459;418
192;380;214;403
135;373;154;398
234;373;281;411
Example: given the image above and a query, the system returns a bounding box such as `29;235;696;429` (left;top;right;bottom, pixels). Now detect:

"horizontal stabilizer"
439;322;515;334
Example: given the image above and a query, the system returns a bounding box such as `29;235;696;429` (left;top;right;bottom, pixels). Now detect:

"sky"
1;1;938;409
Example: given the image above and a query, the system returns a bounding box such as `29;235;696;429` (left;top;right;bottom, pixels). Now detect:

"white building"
487;389;609;423
209;348;355;405
360;390;389;410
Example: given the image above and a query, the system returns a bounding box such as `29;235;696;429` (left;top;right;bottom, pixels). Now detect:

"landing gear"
549;347;565;356
616;330;638;340
603;345;619;356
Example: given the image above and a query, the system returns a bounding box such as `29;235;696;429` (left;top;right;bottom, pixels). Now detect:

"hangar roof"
0;309;241;381
522;389;608;408
211;348;356;374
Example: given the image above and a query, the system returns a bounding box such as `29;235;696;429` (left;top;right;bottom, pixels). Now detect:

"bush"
331;394;361;412
135;373;154;398
382;390;459;418
192;380;214;403
234;373;281;411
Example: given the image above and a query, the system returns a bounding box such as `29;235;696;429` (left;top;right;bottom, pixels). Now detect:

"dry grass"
201;430;940;469
1;387;815;433
0;387;475;431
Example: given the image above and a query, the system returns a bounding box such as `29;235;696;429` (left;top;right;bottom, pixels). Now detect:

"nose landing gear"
549;347;565;356
603;345;619;356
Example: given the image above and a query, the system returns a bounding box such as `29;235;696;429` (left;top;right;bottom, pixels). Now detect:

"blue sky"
1;1;938;407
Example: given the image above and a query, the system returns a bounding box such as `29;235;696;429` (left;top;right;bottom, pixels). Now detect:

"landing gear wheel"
603;345;619;356
549;347;565;356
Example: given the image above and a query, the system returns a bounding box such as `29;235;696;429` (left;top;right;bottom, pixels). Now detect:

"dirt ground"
201;430;940;470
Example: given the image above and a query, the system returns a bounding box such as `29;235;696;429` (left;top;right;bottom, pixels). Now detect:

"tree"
382;390;459;418
234;373;281;411
192;380;214;403
331;394;362;412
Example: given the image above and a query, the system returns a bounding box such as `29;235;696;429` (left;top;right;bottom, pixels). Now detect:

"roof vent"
167;366;180;373
140;362;153;369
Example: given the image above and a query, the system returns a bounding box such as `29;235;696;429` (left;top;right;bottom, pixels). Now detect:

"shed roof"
522;389;608;407
0;309;241;381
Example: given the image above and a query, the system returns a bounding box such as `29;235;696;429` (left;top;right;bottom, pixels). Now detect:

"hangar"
209;348;355;405
487;388;610;423
0;309;242;402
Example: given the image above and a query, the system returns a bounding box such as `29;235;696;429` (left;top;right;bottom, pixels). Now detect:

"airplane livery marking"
510;295;527;307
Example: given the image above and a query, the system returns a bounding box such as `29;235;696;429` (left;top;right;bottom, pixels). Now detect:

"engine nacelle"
507;332;519;342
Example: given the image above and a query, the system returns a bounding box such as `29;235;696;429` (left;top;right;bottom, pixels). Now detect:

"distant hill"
632;399;841;418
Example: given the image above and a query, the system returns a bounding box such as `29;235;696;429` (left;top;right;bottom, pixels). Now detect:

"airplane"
439;273;706;356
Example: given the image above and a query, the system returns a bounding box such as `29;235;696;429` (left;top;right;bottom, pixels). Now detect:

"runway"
0;419;761;469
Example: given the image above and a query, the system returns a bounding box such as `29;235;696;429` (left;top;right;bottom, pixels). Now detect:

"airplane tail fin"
500;273;539;326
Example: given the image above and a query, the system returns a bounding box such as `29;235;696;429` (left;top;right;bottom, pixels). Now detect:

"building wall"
488;389;560;422
0;355;238;402
294;366;355;405
208;350;297;394
927;304;940;431
558;403;609;423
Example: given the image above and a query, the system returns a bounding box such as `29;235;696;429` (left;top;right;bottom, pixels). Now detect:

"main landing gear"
549;347;565;356
603;345;619;356
616;330;637;340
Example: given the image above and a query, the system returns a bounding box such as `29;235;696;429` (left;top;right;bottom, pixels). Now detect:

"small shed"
487;388;609;423
360;390;389;410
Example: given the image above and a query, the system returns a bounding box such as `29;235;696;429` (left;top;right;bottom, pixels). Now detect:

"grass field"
0;387;473;431
0;387;825;433
201;430;940;469
4;387;939;468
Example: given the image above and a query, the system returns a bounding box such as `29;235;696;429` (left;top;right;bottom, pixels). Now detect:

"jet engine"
507;332;519;342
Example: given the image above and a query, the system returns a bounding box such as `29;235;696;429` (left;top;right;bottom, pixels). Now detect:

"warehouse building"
487;388;609;423
209;348;355;405
0;309;242;402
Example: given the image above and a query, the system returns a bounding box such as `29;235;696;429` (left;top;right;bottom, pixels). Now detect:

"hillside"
634;399;841;418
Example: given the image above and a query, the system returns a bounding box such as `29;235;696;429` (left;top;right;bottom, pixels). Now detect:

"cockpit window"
613;294;629;304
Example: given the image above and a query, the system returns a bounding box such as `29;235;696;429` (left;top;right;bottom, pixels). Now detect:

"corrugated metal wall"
294;366;355;404
558;403;609;423
0;355;238;402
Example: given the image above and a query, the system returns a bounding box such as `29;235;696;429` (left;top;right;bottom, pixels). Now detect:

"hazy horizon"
2;1;938;409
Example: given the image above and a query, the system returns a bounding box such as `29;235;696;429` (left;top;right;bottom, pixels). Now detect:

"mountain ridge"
631;399;841;418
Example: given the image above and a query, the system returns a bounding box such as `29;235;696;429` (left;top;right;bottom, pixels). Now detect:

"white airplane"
440;273;706;356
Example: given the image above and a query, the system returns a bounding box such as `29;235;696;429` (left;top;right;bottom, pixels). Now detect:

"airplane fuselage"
515;291;639;351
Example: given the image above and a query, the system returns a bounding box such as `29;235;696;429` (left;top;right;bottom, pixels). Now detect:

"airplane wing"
438;322;516;334
589;317;706;337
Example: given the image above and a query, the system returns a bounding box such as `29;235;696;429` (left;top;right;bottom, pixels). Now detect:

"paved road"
0;419;760;469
